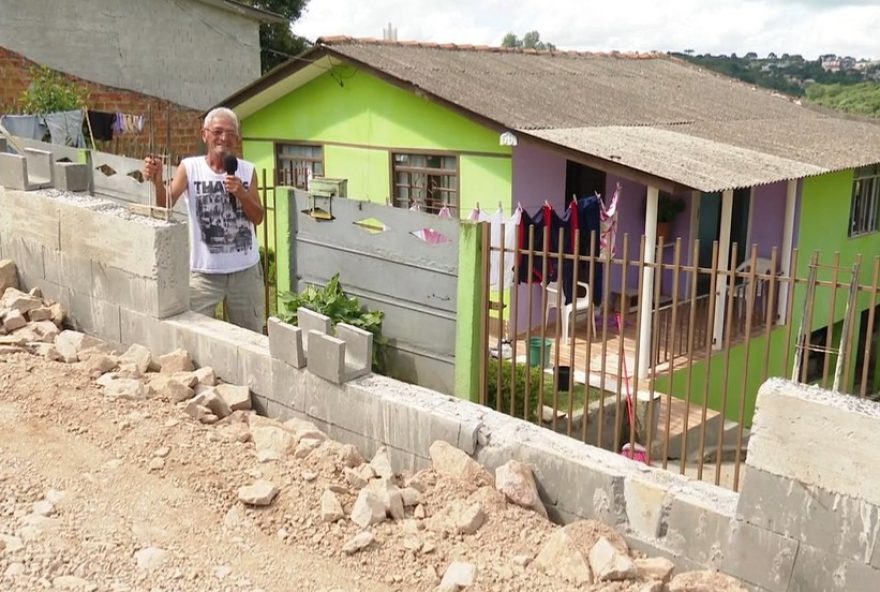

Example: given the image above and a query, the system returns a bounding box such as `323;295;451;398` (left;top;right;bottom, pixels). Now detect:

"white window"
392;152;458;214
850;164;880;237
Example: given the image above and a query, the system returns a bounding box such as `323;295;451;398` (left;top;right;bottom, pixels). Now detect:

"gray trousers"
190;263;265;333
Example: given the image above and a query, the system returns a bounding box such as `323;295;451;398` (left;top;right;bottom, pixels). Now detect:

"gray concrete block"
0;188;62;248
54;251;92;295
663;480;738;568
91;261;185;319
53;162;88;192
380;392;468;461
2;236;45;282
119;307;177;355
623;470;685;540
24;278;62;304
250;393;270;416
738;465;880;566
748;379;880;508
238;334;272;398
267;316;305;369
789;542;880;592
269;358;307;412
307;331;345;384
720;519;798;592
264;398;303;422
318;422;381;463
0;153;30;190
66;291;121;344
298;307;331;351
24;148;52;186
336;322;372;379
163;311;241;384
385;444;428;475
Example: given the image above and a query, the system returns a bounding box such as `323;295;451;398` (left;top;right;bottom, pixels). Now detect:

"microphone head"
223;153;238;175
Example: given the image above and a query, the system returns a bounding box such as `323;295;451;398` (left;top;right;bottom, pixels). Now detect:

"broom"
615;313;649;464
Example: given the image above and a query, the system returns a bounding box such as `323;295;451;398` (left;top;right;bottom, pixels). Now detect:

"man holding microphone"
143;107;266;333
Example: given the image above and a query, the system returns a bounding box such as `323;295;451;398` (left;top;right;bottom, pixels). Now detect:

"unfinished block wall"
3;187;879;592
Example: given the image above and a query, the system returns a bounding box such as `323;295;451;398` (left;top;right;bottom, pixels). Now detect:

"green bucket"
528;337;553;368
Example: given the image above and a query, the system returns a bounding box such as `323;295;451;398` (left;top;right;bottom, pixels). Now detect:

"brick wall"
0;45;203;161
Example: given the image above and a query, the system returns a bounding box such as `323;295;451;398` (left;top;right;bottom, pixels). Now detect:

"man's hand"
224;175;245;199
143;155;163;186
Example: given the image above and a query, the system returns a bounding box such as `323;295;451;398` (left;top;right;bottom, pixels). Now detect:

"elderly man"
143;107;265;332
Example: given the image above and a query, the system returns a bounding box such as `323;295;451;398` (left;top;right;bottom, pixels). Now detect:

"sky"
293;0;880;60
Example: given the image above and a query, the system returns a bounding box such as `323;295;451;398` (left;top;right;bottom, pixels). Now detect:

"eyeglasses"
206;128;238;139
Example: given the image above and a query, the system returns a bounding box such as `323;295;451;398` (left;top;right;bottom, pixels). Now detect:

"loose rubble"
0;258;752;591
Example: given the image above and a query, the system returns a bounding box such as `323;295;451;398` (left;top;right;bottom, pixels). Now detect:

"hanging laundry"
43;110;85;147
467;205;483;222
86;110;116;141
517;204;554;285
437;204;453;218
0;114;47;141
113;113;144;135
494;206;523;289
599;183;621;259
411;228;450;244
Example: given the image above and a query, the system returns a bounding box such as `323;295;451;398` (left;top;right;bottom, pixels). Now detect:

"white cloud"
293;0;880;59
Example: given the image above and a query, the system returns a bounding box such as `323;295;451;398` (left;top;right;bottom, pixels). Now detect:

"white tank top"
181;156;259;274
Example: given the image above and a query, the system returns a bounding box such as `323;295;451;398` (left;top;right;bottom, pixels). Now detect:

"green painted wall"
455;222;485;402
242;139;278;254
239;65;512;215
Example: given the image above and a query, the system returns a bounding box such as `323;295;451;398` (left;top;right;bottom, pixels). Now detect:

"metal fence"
478;227;880;491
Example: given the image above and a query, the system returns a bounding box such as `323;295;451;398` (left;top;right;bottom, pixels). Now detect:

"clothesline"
0;108;145;149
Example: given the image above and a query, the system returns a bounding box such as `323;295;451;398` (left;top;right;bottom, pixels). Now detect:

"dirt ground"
0;346;745;592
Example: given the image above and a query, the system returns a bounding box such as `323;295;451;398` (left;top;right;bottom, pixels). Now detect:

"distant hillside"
671;52;880;119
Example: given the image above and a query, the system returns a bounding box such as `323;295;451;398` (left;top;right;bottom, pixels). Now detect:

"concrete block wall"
0;187;189;343
5;188;880;591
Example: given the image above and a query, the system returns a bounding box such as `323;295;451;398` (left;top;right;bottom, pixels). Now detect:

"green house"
218;37;880;426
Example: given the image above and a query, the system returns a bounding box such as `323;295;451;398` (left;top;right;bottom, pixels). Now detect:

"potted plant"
656;194;685;243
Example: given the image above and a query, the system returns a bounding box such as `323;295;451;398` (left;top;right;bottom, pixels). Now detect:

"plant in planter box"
656;193;685;242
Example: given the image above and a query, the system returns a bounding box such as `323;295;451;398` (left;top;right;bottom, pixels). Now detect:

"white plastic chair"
545;281;596;343
734;257;775;298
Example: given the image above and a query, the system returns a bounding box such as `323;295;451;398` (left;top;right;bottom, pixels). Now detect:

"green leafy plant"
485;359;544;423
657;193;686;223
19;66;88;115
277;274;386;372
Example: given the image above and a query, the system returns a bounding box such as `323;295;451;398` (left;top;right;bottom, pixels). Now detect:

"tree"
500;31;555;51
245;0;311;73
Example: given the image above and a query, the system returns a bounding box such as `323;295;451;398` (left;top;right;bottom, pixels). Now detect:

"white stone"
31;500;54;515
103;379;147;400
119;343;152;374
251;425;295;461
294;437;322;459
533;527;593;585
192;390;231;418
148;457;165;471
429;440;493;486
27;306;52;322
2;309;26;332
85;354;118;374
438;561;477;591
635;557;675;582
215;383;251;411
427;500;485;535
134;546;167;571
193;366;216;386
495;459;548;518
320;489;345;522
159;348;193;373
589;536;638;582
171;371;198;388
46;488;66;504
5;562;25;577
342;531;375;554
401;487;421;507
238;480;278;506
0;260;17;295
0;533;23;552
351;489;386;528
54;330;98;363
1;287;41;315
52;575;94;590
164;379;195;403
283;417;327;443
369;445;395;479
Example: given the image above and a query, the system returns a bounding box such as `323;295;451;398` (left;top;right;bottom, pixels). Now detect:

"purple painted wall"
511;141;567;331
748;182;787;260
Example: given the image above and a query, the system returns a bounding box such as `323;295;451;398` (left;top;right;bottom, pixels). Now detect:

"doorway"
565;160;606;201
696;189;751;294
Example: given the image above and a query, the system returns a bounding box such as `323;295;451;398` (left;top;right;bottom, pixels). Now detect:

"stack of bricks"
0;46;202;161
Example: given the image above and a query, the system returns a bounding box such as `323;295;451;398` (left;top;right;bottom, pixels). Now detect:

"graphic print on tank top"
192;179;253;254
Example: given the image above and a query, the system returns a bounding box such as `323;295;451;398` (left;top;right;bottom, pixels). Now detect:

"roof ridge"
316;36;664;59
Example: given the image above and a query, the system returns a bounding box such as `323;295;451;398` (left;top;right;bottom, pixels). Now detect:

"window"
276;144;323;189
392;152;458;215
849;164;880;237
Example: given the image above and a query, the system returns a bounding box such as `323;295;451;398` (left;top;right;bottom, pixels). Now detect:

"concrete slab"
119;307;177;355
298;307;331;351
269;358;307;412
738;465;880;566
238;335;272;398
0;153;31;190
267;316;305;369
91;260;186;319
163;312;241;384
663;479;738;567
54;162;89;192
623;471;684;540
66;291;122;345
24;148;53;186
2;237;45;285
380;391;471;462
0;188;65;248
788;541;880;592
336;322;372;379
307;331;345;384
720;519;798;592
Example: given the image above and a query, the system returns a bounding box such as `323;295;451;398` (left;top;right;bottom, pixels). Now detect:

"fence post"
454;221;485;403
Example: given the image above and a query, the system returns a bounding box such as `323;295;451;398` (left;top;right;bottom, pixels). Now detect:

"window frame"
274;142;325;189
389;150;460;215
849;164;880;237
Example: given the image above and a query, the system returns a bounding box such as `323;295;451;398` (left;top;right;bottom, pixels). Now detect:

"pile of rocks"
1;262;65;354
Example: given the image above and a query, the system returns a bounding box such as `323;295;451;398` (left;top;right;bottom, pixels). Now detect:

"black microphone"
223;153;238;207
